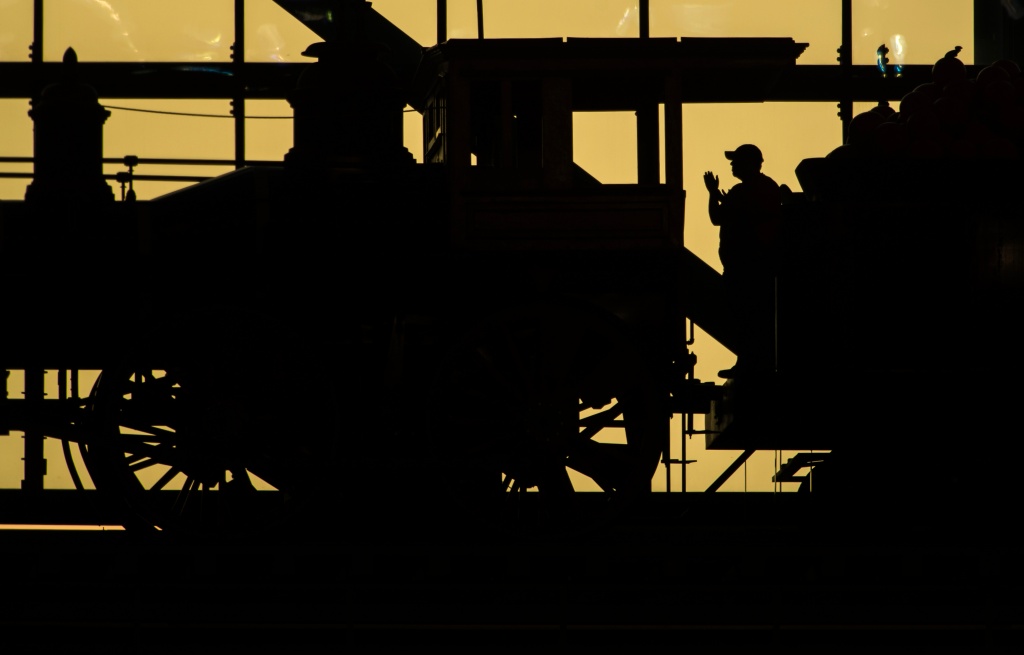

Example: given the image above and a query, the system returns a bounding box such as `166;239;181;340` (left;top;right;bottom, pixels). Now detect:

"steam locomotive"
1;0;1021;538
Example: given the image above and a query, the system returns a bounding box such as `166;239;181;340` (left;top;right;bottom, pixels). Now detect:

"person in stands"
703;144;782;379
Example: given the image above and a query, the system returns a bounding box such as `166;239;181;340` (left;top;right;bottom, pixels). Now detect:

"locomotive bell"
25;48;114;205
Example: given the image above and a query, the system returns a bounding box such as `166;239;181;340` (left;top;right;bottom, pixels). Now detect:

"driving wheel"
428;301;665;536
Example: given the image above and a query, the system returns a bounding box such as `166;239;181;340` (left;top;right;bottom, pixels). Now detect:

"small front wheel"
81;306;341;534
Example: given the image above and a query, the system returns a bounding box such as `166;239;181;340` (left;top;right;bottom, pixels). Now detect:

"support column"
233;0;246;168
838;0;853;143
500;80;514;169
437;0;447;44
1;369;8;436
31;0;42;63
636;0;658;185
542;77;573;189
636;105;659;185
663;77;683;194
447;73;472;171
447;71;472;244
22;368;46;492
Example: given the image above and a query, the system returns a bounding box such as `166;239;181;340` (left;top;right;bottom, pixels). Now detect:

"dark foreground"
0;491;1020;654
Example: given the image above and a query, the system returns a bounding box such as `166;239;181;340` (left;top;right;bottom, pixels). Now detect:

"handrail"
0;157;282;167
0;156;284;187
0;172;212;183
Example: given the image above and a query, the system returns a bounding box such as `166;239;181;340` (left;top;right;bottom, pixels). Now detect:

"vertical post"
636;106;659;185
838;0;853;144
665;435;670;491
663;77;683;194
22;368;46;491
542;77;573;189
31;0;42;63
500;79;514;169
232;0;246;168
476;0;484;39
636;0;657;185
447;71;471;244
838;0;852;67
1;369;8;437
437;0;447;44
680;415;688;492
447;74;472;170
664;74;683;244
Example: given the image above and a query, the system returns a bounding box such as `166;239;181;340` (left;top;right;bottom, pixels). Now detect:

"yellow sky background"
0;1;976;496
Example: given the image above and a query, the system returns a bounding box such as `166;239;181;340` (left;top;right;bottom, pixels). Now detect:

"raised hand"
703;171;721;196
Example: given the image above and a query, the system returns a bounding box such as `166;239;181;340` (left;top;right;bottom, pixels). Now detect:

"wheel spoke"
124;441;177;463
578;403;622;429
172;476;199;515
128;456;161;472
117;421;179;442
149;466;182;492
116;432;177;448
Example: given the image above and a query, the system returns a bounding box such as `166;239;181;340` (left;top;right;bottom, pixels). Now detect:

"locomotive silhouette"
2;0;1022;536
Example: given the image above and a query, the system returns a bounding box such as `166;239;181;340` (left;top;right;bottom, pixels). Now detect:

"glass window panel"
574;112;638;184
102;99;234;158
0;163;31;200
44;0;232;62
0;0;32;61
446;0;483;40
446;0;637;40
854;0;974;66
0;98;32;154
404;105;423;163
101;99;234;199
650;0;841;65
372;0;437;46
0;99;33;199
245;0;320;62
0;430;25;488
246;99;293;161
476;0;638;39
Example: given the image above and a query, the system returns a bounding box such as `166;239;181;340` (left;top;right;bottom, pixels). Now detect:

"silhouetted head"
725;144;763;180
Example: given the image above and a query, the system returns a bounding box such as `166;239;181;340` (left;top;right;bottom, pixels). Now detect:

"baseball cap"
725;144;763;163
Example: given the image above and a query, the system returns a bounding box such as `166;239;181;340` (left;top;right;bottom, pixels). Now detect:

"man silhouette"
703;144;782;378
